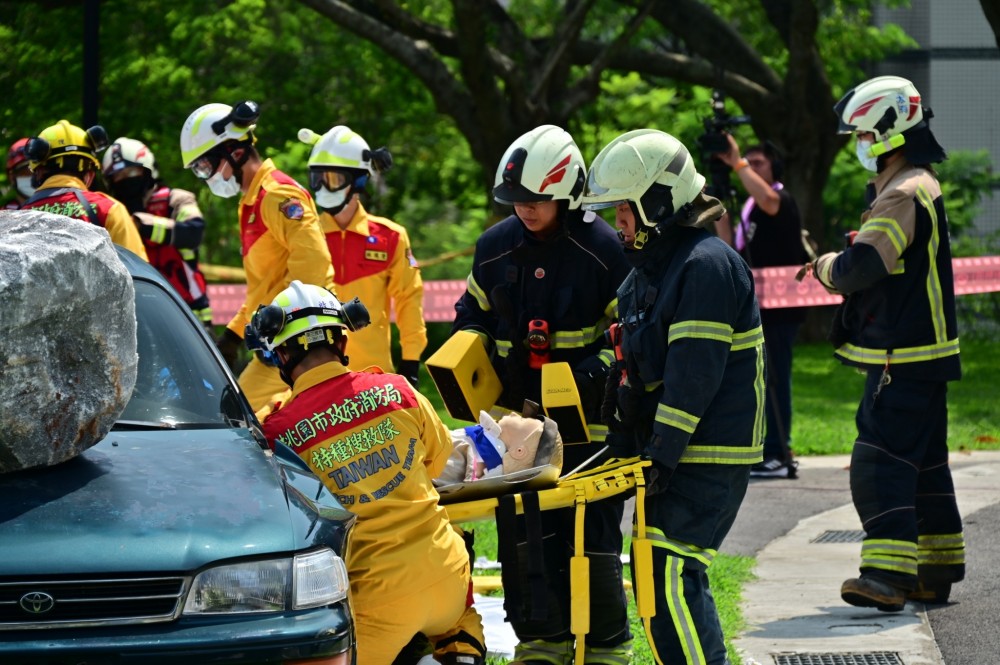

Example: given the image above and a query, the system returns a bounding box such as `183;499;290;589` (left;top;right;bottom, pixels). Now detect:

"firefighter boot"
908;581;952;604
509;639;574;665
841;575;907;612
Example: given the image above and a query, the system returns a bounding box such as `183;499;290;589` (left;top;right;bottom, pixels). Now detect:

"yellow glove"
813;251;842;295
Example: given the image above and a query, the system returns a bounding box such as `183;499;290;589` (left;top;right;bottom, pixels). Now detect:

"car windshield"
118;280;245;428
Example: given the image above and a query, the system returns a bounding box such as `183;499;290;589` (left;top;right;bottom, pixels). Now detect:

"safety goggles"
190;151;224;180
309;169;352;192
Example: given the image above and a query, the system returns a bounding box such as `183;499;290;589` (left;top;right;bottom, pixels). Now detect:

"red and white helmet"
493;125;586;209
834;76;924;141
102;137;159;181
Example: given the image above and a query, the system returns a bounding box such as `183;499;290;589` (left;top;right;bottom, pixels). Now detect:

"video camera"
696;89;752;203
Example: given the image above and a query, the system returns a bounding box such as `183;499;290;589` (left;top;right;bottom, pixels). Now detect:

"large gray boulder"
0;210;137;473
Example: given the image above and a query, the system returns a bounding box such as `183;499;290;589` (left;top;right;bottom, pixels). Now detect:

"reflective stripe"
752;343;765;448
917;532;966;566
731;326;763;351
512;639;574;664
861;217;907;256
668;320;733;345
836;338;960;365
605;296;619;320
678;443;763;465
641;527;717;568
550;321;610;349
662;555;707;665
588;422;608;442
916;184;949;343
861;538;918;575
597;348;615;366
149;220;169;245
655;403;699;434
583;641;634;665
891;259;905;275
466;273;491;312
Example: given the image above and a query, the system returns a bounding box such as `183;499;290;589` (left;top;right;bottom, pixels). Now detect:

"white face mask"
315;186;349;212
15;176;35;199
855;139;879;172
206;171;241;198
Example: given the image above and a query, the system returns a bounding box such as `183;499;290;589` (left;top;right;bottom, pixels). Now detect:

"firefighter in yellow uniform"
247;281;486;665
180;101;334;412
20;120;148;261
299;125;426;386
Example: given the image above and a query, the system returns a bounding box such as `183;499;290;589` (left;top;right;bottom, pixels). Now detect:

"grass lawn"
424;338;1000;664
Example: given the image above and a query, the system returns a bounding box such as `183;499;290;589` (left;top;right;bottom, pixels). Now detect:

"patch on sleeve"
406;247;419;268
279;198;305;220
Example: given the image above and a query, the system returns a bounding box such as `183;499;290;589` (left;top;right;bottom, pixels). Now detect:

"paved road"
474;450;1000;663
727;450;1000;665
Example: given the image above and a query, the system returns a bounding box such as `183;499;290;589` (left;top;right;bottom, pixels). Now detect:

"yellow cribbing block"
541;362;590;444
426;330;503;422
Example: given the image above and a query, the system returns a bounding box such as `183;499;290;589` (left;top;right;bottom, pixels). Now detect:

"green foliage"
937;150;1000;237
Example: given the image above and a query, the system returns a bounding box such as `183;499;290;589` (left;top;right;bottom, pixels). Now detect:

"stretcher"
440;456;655;665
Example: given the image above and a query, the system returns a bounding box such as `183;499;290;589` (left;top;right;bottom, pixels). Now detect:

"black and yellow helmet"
25;120;108;172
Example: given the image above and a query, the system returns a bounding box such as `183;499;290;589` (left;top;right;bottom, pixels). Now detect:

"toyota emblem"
19;591;55;614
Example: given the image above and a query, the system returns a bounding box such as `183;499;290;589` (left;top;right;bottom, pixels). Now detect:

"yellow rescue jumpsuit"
261;362;486;664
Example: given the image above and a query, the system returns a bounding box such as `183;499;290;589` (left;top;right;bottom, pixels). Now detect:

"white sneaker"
750;457;795;479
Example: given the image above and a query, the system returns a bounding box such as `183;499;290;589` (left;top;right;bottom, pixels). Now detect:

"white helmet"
247;281;370;353
493;125;586;209
583;129;706;229
102;137;158;181
299;125;375;173
180;101;259;169
834;76;925;156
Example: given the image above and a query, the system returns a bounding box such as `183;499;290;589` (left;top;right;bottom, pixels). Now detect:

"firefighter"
299;125;426;385
809;75;963;610
246;281;486;665
103;137;213;326
582;129;763;665
4;138;33;209
19;120;148;260
453;125;632;664
179;101;333;412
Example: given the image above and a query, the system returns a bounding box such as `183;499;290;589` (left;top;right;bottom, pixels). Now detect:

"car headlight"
183;549;349;614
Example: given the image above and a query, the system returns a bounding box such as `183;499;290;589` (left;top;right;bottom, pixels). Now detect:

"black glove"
398;360;420;389
216;328;243;372
641;457;673;496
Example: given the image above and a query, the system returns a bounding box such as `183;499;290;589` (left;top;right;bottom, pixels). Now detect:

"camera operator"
715;134;808;479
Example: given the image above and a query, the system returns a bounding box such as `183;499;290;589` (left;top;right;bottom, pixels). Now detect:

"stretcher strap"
496;494;521;623
523;491;548;621
571;483;590;665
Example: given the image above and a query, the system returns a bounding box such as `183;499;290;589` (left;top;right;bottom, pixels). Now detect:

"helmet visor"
190;152;223;180
105;164;147;184
581;199;625;212
309;169;352;192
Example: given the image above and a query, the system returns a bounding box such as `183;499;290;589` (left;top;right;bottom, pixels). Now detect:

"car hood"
0;430;305;575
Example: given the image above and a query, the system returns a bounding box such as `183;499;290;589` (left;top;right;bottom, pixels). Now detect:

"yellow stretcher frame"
442;457;654;665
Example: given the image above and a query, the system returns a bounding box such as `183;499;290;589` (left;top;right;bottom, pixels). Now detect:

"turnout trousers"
638;464;749;665
850;371;965;591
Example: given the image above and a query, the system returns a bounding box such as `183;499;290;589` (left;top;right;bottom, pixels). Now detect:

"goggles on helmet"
309;169;353;192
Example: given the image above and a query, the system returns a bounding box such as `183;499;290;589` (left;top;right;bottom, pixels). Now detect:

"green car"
0;250;356;664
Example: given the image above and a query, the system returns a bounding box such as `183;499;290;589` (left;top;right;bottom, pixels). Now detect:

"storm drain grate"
810;529;866;544
773;653;903;665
